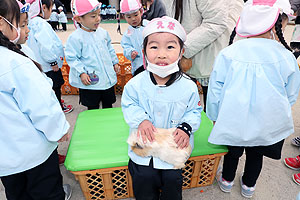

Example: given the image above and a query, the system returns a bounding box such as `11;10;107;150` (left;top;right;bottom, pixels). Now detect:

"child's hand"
131;51;138;60
80;73;91;85
173;128;189;149
58;133;70;142
138;120;157;144
52;64;59;72
114;64;120;74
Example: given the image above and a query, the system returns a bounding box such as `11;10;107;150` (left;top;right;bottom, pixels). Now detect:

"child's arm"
284;58;300;106
32;22;63;66
105;31;119;66
121;82;156;142
206;53;228;121
13;60;69;141
121;33;136;61
65;35;88;81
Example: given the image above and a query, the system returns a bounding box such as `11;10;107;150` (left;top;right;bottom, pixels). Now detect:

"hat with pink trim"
142;16;187;42
25;0;41;19
236;0;294;38
17;1;30;13
71;0;101;17
120;0;142;14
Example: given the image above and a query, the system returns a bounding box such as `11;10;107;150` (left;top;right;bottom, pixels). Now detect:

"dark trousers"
128;159;182;200
53;86;63;109
222;146;263;187
202;86;208;112
61;23;67;31
1;149;64;200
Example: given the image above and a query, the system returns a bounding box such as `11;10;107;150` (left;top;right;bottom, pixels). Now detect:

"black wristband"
177;122;192;137
50;61;58;66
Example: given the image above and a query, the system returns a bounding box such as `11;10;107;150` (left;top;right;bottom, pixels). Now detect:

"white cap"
58;6;63;10
143;16;187;42
236;0;294;37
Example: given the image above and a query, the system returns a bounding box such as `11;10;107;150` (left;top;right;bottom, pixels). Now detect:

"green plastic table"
64;107;227;172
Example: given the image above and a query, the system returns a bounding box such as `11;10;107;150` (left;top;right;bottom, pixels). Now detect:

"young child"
206;0;300;198
0;0;71;199
26;0;73;114
65;0;120;110
121;16;202;199
120;0;148;76
49;7;59;31
58;6;67;31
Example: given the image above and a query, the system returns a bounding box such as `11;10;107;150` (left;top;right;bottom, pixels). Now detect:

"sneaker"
284;155;300;170
61;99;65;104
293;173;300;185
63;184;72;200
240;175;255;198
215;169;234;193
292;136;300;147
58;154;66;165
63;104;73;114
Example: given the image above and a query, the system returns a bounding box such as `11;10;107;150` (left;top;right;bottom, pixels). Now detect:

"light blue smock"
65;27;119;90
27;16;65;72
58;11;68;23
50;11;58;22
121;20;148;74
121;71;202;169
0;47;69;177
207;38;300;146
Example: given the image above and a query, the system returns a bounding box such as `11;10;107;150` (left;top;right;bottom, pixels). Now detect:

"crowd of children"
1;0;300;199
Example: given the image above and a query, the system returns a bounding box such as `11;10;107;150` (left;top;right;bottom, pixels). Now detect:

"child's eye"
149;46;157;49
168;46;175;49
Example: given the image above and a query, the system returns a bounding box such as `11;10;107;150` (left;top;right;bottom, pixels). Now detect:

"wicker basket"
71;153;225;200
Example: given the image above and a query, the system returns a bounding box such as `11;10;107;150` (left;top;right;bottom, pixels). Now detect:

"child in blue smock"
65;0;120;110
121;16;202;200
207;0;300;198
27;0;73;114
0;0;71;199
120;0;148;76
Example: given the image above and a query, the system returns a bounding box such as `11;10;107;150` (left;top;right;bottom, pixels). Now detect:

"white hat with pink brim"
120;0;142;14
71;0;101;17
236;0;294;38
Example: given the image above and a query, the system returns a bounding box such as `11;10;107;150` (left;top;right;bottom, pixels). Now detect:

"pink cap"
120;0;142;14
236;0;294;37
143;16;187;42
71;0;101;17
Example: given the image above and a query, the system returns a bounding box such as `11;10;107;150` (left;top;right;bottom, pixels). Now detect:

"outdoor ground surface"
1;22;300;200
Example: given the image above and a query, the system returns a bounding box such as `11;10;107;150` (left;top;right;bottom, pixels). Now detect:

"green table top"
64;107;227;172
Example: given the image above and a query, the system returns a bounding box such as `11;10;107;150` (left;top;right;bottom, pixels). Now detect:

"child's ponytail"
0;32;42;71
228;27;236;46
275;14;292;52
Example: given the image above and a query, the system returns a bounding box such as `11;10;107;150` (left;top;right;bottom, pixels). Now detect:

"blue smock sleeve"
180;87;203;133
121;82;152;128
105;31;119;65
121;32;135;61
32;22;61;63
13;60;70;142
285;59;300;106
65;35;86;75
206;53;228;121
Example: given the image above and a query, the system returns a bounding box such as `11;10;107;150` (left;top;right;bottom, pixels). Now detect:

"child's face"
146;32;182;66
0;17;19;42
42;4;52;19
124;10;142;27
77;9;101;32
17;13;29;44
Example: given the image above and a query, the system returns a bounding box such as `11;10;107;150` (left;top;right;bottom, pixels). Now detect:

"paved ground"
1;22;300;200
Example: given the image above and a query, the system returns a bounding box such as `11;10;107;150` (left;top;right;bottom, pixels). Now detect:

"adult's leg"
128;159;160;200
222;146;244;182
202;86;208;112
